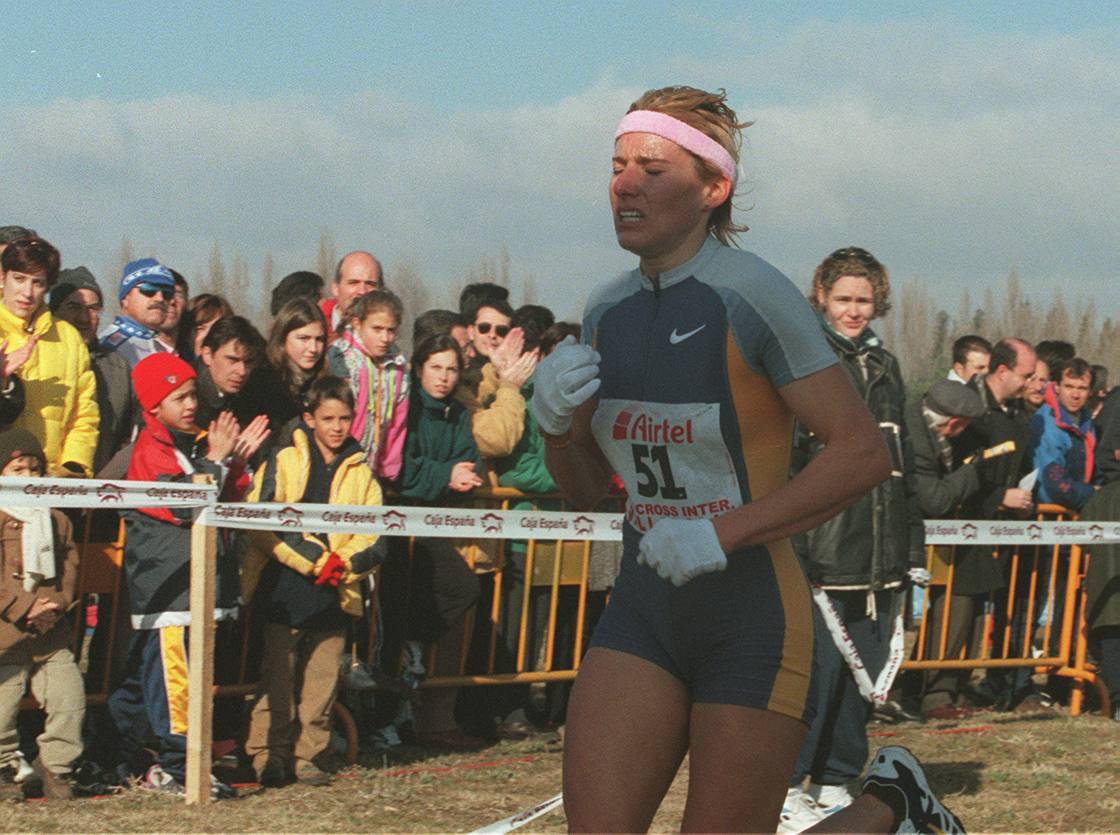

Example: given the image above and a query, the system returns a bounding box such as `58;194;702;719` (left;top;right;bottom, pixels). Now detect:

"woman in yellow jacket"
0;238;98;476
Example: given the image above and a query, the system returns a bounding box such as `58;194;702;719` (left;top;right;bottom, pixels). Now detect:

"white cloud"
1;20;1116;326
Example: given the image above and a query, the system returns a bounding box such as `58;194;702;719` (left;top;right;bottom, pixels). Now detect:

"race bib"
591;399;741;533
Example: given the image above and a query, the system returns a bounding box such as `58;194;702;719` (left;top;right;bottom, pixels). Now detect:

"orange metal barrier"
23;497;1111;734
379;486;617;689
903;504;1107;717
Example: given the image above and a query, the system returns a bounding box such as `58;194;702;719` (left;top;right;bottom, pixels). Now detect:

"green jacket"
399;388;481;502
495;380;557;496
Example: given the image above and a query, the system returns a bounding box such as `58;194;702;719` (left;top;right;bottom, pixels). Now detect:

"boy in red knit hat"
107;353;269;798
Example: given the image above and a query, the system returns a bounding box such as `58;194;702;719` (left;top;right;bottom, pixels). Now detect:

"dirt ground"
4;708;1117;833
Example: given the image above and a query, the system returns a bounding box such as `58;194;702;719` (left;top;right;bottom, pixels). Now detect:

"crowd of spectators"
0;224;1116;805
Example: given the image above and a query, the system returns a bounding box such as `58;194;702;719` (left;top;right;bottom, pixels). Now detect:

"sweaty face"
1057;371;1091;415
304;398;354;459
819;275;875;339
121;284;169;330
610;132;722;274
470;306;511;359
154;378;199;433
202;339;253;395
954;350;990;382
284;321;326;372
0;270;48;321
353;309;398;360
1024;359;1050;407
420;349;461;401
55;287;104;342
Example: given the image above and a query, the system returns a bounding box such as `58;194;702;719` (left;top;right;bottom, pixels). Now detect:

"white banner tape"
3;477;1119;546
812;587;905;705
470;793;564;834
198;503;625;541
0;475;217;509
922;519;1120;546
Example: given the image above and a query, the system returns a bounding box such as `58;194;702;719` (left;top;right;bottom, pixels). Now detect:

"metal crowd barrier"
904;504;1106;717
15;490;1112;803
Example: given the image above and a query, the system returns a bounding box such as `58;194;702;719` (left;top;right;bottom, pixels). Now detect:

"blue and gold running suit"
584;236;837;722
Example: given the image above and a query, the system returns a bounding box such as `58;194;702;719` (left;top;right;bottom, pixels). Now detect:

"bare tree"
260;251;276;320
316;231;337;281
954;288;973;338
521;272;539;306
1041;292;1071;344
207;242;228;297
230;252;251;318
390;259;431;357
106;237;135;316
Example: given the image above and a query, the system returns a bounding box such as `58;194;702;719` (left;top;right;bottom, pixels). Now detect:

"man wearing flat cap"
902;377;989;718
98;258;175;370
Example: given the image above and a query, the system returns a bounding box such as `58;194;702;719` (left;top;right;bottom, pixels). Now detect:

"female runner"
531;86;961;832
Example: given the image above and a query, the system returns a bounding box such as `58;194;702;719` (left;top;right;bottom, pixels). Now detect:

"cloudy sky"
2;1;1116;322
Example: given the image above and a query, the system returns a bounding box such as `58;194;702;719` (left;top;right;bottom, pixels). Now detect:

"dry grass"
4;709;1117;833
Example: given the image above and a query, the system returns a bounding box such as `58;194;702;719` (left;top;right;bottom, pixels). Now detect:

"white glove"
530;336;601;436
637;517;727;586
907;567;931;588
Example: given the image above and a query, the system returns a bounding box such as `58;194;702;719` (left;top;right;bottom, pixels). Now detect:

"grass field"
5;708;1117;832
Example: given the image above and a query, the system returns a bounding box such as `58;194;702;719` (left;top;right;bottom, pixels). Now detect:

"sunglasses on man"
476;322;510;337
136;283;174;300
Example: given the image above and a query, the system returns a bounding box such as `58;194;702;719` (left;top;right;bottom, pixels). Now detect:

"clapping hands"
0;336;37;385
449;461;484;492
207;412;272;465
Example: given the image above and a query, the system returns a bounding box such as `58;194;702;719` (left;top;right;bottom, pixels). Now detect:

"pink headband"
615;110;737;187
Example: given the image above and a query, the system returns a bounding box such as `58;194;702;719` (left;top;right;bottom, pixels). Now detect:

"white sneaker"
778;786;826;834
809;782;854;816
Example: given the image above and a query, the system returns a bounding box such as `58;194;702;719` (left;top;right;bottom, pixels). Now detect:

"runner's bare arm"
713;364;890;552
543;396;614;509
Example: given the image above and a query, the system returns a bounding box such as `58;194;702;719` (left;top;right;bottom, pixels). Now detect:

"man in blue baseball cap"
98;258;176;369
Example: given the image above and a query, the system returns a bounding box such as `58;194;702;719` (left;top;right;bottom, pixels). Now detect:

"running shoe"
863;746;965;834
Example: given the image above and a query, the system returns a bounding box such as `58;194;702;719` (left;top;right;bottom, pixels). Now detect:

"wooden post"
185;474;217;805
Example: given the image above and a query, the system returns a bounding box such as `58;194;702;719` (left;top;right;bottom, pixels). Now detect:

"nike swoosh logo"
669;324;706;345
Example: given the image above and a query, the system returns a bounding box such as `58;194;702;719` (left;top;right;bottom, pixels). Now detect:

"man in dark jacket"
902;379;986;717
933;338;1036;713
194;316;270;449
